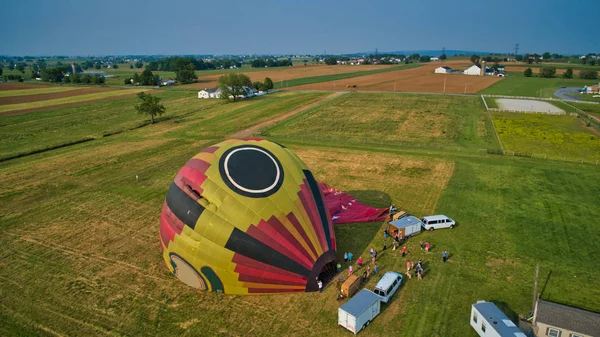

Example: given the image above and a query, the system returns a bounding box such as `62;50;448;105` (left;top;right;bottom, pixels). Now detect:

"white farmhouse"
464;65;483;75
435;66;453;74
198;88;221;99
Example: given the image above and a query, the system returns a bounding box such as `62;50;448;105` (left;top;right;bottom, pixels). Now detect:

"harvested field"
0;88;147;115
496;99;565;114
0;82;49;90
285;61;502;93
181;64;397;89
0;86;83;98
0;87;117;105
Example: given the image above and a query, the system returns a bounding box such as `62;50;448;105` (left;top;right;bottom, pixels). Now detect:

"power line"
514;43;520;56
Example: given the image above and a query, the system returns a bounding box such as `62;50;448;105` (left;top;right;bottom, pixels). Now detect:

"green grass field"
265;92;500;151
570;102;600;118
479;73;595;97
1;90;599;336
492;112;600;161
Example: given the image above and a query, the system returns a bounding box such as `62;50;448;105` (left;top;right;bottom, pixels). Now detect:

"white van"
372;271;403;303
421;215;456;231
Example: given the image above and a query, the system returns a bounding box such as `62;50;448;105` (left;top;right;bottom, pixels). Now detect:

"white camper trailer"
470;300;526;337
338;289;381;334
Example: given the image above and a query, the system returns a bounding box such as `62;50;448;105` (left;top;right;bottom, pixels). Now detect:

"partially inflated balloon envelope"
160;138;337;294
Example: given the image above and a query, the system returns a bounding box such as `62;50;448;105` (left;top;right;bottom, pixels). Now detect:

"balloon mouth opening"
306;250;338;291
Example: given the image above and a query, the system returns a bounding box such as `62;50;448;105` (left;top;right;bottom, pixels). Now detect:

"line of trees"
124;69;160;86
522;67;597;79
145;56;241;72
250;58;292;68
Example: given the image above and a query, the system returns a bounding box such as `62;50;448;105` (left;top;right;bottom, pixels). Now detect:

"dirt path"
230;91;347;138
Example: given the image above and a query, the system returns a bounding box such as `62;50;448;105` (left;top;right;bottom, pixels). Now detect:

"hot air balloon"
160;138;337;294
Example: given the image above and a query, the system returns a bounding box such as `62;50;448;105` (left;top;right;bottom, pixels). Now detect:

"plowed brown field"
0;83;49;90
0;87;118;105
182;64;396;89
285;61;502;93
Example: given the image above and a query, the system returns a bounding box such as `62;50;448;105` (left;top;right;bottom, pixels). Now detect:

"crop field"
492;112;600;161
173;64;397;89
1;91;600;337
283;61;502;93
0;88;149;115
479;73;595;97
265;92;500;151
571;102;600;118
0;87;118;106
0;86;81;98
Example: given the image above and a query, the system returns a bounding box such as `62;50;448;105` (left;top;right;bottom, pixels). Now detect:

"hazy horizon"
1;0;599;56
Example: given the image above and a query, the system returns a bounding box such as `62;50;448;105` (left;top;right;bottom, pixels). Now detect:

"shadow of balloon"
333;189;391;267
347;190;393;208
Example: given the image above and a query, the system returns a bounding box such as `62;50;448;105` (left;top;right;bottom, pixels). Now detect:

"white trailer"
470;300;527;337
389;215;422;239
338;289;381;334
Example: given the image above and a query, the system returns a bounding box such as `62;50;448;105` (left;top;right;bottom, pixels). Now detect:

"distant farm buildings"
435;66;453;74
198;86;257;99
161;79;175;86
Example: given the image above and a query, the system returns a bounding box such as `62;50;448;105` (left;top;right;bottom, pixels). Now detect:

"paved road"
554;87;582;101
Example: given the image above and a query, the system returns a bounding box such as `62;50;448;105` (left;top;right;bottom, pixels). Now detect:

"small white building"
430;57;440;61
470;300;526;337
198;88;221;99
464;65;483;76
161;79;175;86
435;66;453;74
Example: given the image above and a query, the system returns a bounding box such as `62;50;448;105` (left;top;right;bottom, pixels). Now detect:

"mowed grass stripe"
0;86;85;98
274;63;423;89
0;88;147;113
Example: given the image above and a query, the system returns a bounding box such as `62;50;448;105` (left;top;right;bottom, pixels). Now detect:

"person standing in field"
348;252;353;263
425;242;430;252
348;265;353;276
442;250;448;263
357;256;363;269
401;246;407;257
406;260;411;273
373;262;379;274
344;252;348;263
318;279;323;293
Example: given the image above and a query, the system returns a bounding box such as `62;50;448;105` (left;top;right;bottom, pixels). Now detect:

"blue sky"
1;0;599;56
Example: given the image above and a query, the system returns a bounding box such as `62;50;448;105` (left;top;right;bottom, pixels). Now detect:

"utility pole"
514;43;520;56
444;77;447;93
442;46;446;56
532;264;539;315
394;81;396;92
375;48;378;57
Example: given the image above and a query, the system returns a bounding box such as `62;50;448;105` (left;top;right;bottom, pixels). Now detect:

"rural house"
198;88;221;99
435;66;453;74
197;86;255;99
533;299;600;337
463;64;494;76
161;79;175;86
470;300;526;337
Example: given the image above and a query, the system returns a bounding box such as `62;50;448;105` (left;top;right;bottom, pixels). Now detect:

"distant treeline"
145;57;242;71
250;58;293;68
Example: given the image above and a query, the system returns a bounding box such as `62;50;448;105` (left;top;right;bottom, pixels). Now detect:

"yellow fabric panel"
276;213;318;262
192;152;214;163
239;282;305;290
294;197;325;256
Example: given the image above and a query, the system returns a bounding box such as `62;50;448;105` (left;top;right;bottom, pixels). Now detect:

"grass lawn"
273;63;423;89
1;90;600;336
265;92;500;151
570;102;600;118
479;72;594;97
492;112;600;161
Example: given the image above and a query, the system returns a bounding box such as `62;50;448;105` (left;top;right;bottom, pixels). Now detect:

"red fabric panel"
286;212;319;259
232;254;307;280
319;182;389;224
246;222;313;269
298;182;328;251
236;266;307;285
185;158;212;173
241;137;263;141
202;146;219;154
265;216;315;264
248;287;304;293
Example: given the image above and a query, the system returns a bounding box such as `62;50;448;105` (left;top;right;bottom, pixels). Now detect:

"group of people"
406;259;425;281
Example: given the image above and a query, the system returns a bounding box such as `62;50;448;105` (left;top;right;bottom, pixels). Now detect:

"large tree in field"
524;68;533;77
539;67;556;78
134;92;166;124
218;73;252;102
140;69;156;86
470;54;480;64
263;77;273;91
175;62;197;84
563;68;573;79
